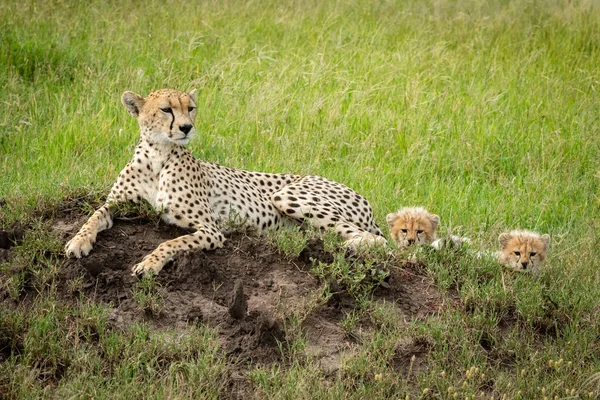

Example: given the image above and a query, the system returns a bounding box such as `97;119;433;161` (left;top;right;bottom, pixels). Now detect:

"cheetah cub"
386;207;440;248
497;230;550;272
65;89;386;275
387;207;471;250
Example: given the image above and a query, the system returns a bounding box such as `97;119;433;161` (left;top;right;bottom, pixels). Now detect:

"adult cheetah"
65;89;386;275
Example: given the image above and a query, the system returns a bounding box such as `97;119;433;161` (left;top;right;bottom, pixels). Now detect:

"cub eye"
188;106;196;112
401;229;407;233
530;252;537;257
160;107;173;113
417;230;424;234
514;251;520;256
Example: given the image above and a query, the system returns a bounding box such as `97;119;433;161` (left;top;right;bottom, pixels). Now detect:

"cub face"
497;230;550;271
121;89;198;145
386;207;440;248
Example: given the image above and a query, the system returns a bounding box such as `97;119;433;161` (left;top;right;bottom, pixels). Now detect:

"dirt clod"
228;280;248;320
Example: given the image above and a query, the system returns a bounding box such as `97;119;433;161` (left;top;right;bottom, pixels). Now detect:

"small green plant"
114;200;162;225
132;275;165;317
6;220;63;294
266;226;308;260
220;208;252;233
340;309;362;337
2;265;25;300
13;219;63;264
31;261;60;292
66;275;85;296
321;229;345;254
311;254;388;300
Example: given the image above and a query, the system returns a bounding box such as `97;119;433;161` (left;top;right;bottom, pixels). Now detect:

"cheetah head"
386;207;439;249
497;230;550;272
122;89;197;145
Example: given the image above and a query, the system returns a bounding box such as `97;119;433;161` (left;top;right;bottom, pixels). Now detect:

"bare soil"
2;204;451;395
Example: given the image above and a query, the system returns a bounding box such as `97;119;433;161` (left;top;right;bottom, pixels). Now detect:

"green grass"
1;0;600;398
0;298;228;399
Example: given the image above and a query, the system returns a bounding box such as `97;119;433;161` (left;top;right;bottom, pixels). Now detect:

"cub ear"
428;214;440;230
498;232;512;249
188;89;197;103
386;212;398;228
540;234;551;250
121;91;145;118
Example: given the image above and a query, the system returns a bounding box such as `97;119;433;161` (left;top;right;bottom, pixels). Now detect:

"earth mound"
3;204;449;381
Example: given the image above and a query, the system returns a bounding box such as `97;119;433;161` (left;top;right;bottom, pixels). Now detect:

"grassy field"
1;0;600;398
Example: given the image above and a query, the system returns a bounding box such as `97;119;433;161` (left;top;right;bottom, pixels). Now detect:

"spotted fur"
65;89;385;275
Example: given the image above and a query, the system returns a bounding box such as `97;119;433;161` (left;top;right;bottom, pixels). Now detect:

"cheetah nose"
179;124;193;135
407;238;415;245
521;261;529;269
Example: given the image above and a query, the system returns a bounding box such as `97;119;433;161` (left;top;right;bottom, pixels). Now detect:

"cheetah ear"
428;214;440;230
498;232;512;249
121;91;145;118
187;89;197;103
540;234;551;250
386;212;398;228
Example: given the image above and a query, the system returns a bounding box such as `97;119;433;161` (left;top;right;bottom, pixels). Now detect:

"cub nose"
521;261;529;269
407;238;415;245
179;124;193;134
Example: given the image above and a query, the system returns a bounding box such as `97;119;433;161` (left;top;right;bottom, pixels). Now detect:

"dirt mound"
5;207;448;378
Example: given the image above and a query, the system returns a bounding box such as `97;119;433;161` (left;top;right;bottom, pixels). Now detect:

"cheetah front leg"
65;163;139;258
131;223;225;275
65;202;116;258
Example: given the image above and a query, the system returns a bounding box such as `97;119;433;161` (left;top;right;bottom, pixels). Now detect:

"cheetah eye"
401;229;407;233
188;106;196;112
530;252;537;257
160;107;173;114
514;251;520;256
417;230;424;234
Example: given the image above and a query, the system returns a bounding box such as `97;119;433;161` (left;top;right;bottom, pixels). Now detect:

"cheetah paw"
343;234;387;251
65;235;94;258
431;235;472;250
131;256;164;276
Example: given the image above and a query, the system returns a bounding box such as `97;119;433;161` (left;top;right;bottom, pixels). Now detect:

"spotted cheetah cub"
65;89;386;275
386;207;440;248
497;230;550;272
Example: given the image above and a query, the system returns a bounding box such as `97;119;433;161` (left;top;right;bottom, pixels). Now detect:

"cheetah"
386;206;471;250
65;89;386;275
386;207;440;249
497;230;550;272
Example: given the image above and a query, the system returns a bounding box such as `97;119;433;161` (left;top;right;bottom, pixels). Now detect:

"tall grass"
1;0;599;398
2;1;598;233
